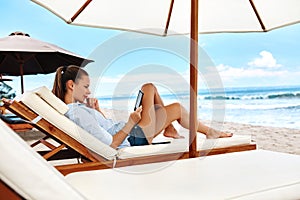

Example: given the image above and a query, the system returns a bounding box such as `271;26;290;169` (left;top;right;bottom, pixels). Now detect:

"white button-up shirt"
65;103;130;148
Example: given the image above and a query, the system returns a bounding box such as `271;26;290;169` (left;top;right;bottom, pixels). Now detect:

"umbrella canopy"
32;0;300;157
32;0;300;35
0;31;93;93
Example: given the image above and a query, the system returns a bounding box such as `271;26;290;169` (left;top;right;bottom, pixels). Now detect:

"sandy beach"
218;121;300;155
16;108;300;156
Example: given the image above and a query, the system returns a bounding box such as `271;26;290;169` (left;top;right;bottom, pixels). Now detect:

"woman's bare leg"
168;104;233;139
137;83;160;143
152;101;233;139
138;83;232;143
137;83;181;142
147;84;182;138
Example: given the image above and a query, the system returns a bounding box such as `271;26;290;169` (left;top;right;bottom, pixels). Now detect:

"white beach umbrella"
32;0;300;35
32;0;300;157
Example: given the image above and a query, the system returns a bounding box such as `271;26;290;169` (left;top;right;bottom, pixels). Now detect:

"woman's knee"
164;102;182;122
172;102;182;111
141;83;157;92
166;102;182;114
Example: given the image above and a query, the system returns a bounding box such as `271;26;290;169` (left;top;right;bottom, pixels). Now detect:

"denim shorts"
127;125;149;146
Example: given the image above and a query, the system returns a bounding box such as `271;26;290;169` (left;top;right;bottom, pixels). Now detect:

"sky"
1;0;300;97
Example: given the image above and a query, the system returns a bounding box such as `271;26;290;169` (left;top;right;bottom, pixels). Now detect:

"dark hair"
52;65;88;101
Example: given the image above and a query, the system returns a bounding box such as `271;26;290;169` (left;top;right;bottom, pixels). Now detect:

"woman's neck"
64;92;75;104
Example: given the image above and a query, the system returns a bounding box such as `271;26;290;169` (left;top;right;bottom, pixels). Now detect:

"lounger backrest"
34;86;69;114
19;87;118;160
0;119;86;200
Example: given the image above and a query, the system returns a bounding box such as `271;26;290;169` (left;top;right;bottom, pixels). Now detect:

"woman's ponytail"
52;66;65;101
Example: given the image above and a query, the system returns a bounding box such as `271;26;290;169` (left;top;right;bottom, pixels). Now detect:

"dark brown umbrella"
0;31;93;93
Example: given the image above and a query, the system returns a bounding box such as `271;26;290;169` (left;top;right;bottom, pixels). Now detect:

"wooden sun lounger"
4;86;256;175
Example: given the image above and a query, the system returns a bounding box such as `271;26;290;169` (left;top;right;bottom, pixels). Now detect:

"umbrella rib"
249;0;266;31
164;0;175;36
70;0;93;23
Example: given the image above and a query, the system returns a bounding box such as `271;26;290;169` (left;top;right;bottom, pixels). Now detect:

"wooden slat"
5;123;33;132
37;149;80;161
30;136;49;147
39;138;56;150
43;144;66;160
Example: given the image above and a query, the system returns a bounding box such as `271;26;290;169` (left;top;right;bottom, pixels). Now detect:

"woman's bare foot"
206;128;233;139
163;124;184;139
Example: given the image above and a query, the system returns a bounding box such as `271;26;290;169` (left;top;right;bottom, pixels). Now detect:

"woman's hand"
128;106;142;126
86;97;108;118
86;97;99;110
123;106;142;134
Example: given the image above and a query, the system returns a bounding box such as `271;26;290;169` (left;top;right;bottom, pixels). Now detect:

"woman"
52;65;232;149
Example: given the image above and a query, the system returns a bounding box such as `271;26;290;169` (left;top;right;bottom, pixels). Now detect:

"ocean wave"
274;105;300;110
202;92;300;100
199;103;300;110
204;96;241;100
97;87;300;101
267;93;300;99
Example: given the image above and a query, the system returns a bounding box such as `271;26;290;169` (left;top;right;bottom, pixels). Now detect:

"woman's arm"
110;106;142;149
70;101;142;149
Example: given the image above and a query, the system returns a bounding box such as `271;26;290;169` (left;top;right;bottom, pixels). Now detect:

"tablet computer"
134;90;144;111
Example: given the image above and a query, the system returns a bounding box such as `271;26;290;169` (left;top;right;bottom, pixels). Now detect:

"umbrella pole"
189;0;198;158
20;63;24;93
20;76;24;94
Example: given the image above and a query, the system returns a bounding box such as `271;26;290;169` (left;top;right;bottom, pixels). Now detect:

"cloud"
214;63;300;88
248;51;282;68
217;64;287;79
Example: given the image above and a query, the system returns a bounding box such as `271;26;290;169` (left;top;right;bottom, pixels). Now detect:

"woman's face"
73;75;91;103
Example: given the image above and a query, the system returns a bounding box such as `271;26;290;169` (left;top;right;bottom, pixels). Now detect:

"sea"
98;85;300;130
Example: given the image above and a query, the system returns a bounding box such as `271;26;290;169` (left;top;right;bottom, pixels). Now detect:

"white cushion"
118;133;252;159
0;119;86;200
33;86;69;114
65;150;300;200
20;91;118;160
197;134;252;149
